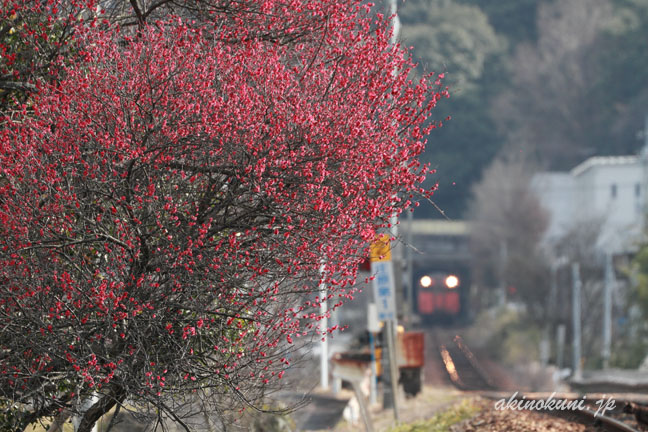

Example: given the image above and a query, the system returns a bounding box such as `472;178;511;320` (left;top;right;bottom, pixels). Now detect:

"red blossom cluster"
0;0;446;429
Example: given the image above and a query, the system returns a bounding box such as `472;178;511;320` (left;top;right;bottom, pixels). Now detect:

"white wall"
532;157;645;254
585;163;643;251
532;172;575;243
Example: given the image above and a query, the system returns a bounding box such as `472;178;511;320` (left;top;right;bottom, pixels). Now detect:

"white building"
532;155;646;254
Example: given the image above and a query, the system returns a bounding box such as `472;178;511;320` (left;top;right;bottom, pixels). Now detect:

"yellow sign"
370;234;391;262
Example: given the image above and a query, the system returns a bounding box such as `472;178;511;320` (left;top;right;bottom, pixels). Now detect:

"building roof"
532;172;574;187
570;155;639;177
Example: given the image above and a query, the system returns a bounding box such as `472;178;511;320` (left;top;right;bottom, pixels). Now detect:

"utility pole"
370;235;398;418
556;324;566;370
602;253;614;369
383;0;401;421
572;263;582;380
388;0;401;47
499;239;508;305
367;303;379;405
320;264;328;389
547;256;568;367
405;210;414;324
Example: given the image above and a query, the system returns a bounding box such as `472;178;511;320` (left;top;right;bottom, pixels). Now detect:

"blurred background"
390;0;648;374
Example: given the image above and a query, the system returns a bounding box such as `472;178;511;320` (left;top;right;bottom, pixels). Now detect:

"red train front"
415;272;466;324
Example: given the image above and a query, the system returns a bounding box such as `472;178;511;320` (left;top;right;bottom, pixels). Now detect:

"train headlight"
420;275;433;288
445;275;459;289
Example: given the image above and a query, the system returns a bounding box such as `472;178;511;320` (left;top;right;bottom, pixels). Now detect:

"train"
413;265;470;325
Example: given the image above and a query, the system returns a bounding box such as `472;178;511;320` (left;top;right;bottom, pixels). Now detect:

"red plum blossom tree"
0;1;447;430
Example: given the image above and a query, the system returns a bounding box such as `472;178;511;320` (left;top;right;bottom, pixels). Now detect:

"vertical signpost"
371;235;397;322
370;234;399;420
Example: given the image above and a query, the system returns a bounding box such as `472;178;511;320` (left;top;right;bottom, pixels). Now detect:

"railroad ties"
432;330;644;432
437;334;497;391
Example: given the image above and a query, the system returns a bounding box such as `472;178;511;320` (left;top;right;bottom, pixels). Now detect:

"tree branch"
0;81;37;91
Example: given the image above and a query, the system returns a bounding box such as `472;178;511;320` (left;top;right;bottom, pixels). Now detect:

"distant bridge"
407;219;471;265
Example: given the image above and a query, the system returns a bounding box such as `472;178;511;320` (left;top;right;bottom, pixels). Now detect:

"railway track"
431;329;645;432
436;334;496;391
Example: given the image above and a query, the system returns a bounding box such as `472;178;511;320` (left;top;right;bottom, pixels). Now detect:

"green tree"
632;246;648;320
612;243;648;368
458;0;541;46
398;0;507;218
418;71;506;219
587;0;648;156
494;0;648;170
400;0;503;91
493;0;616;169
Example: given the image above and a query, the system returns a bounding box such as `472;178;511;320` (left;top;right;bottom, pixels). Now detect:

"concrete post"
571;263;582;380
